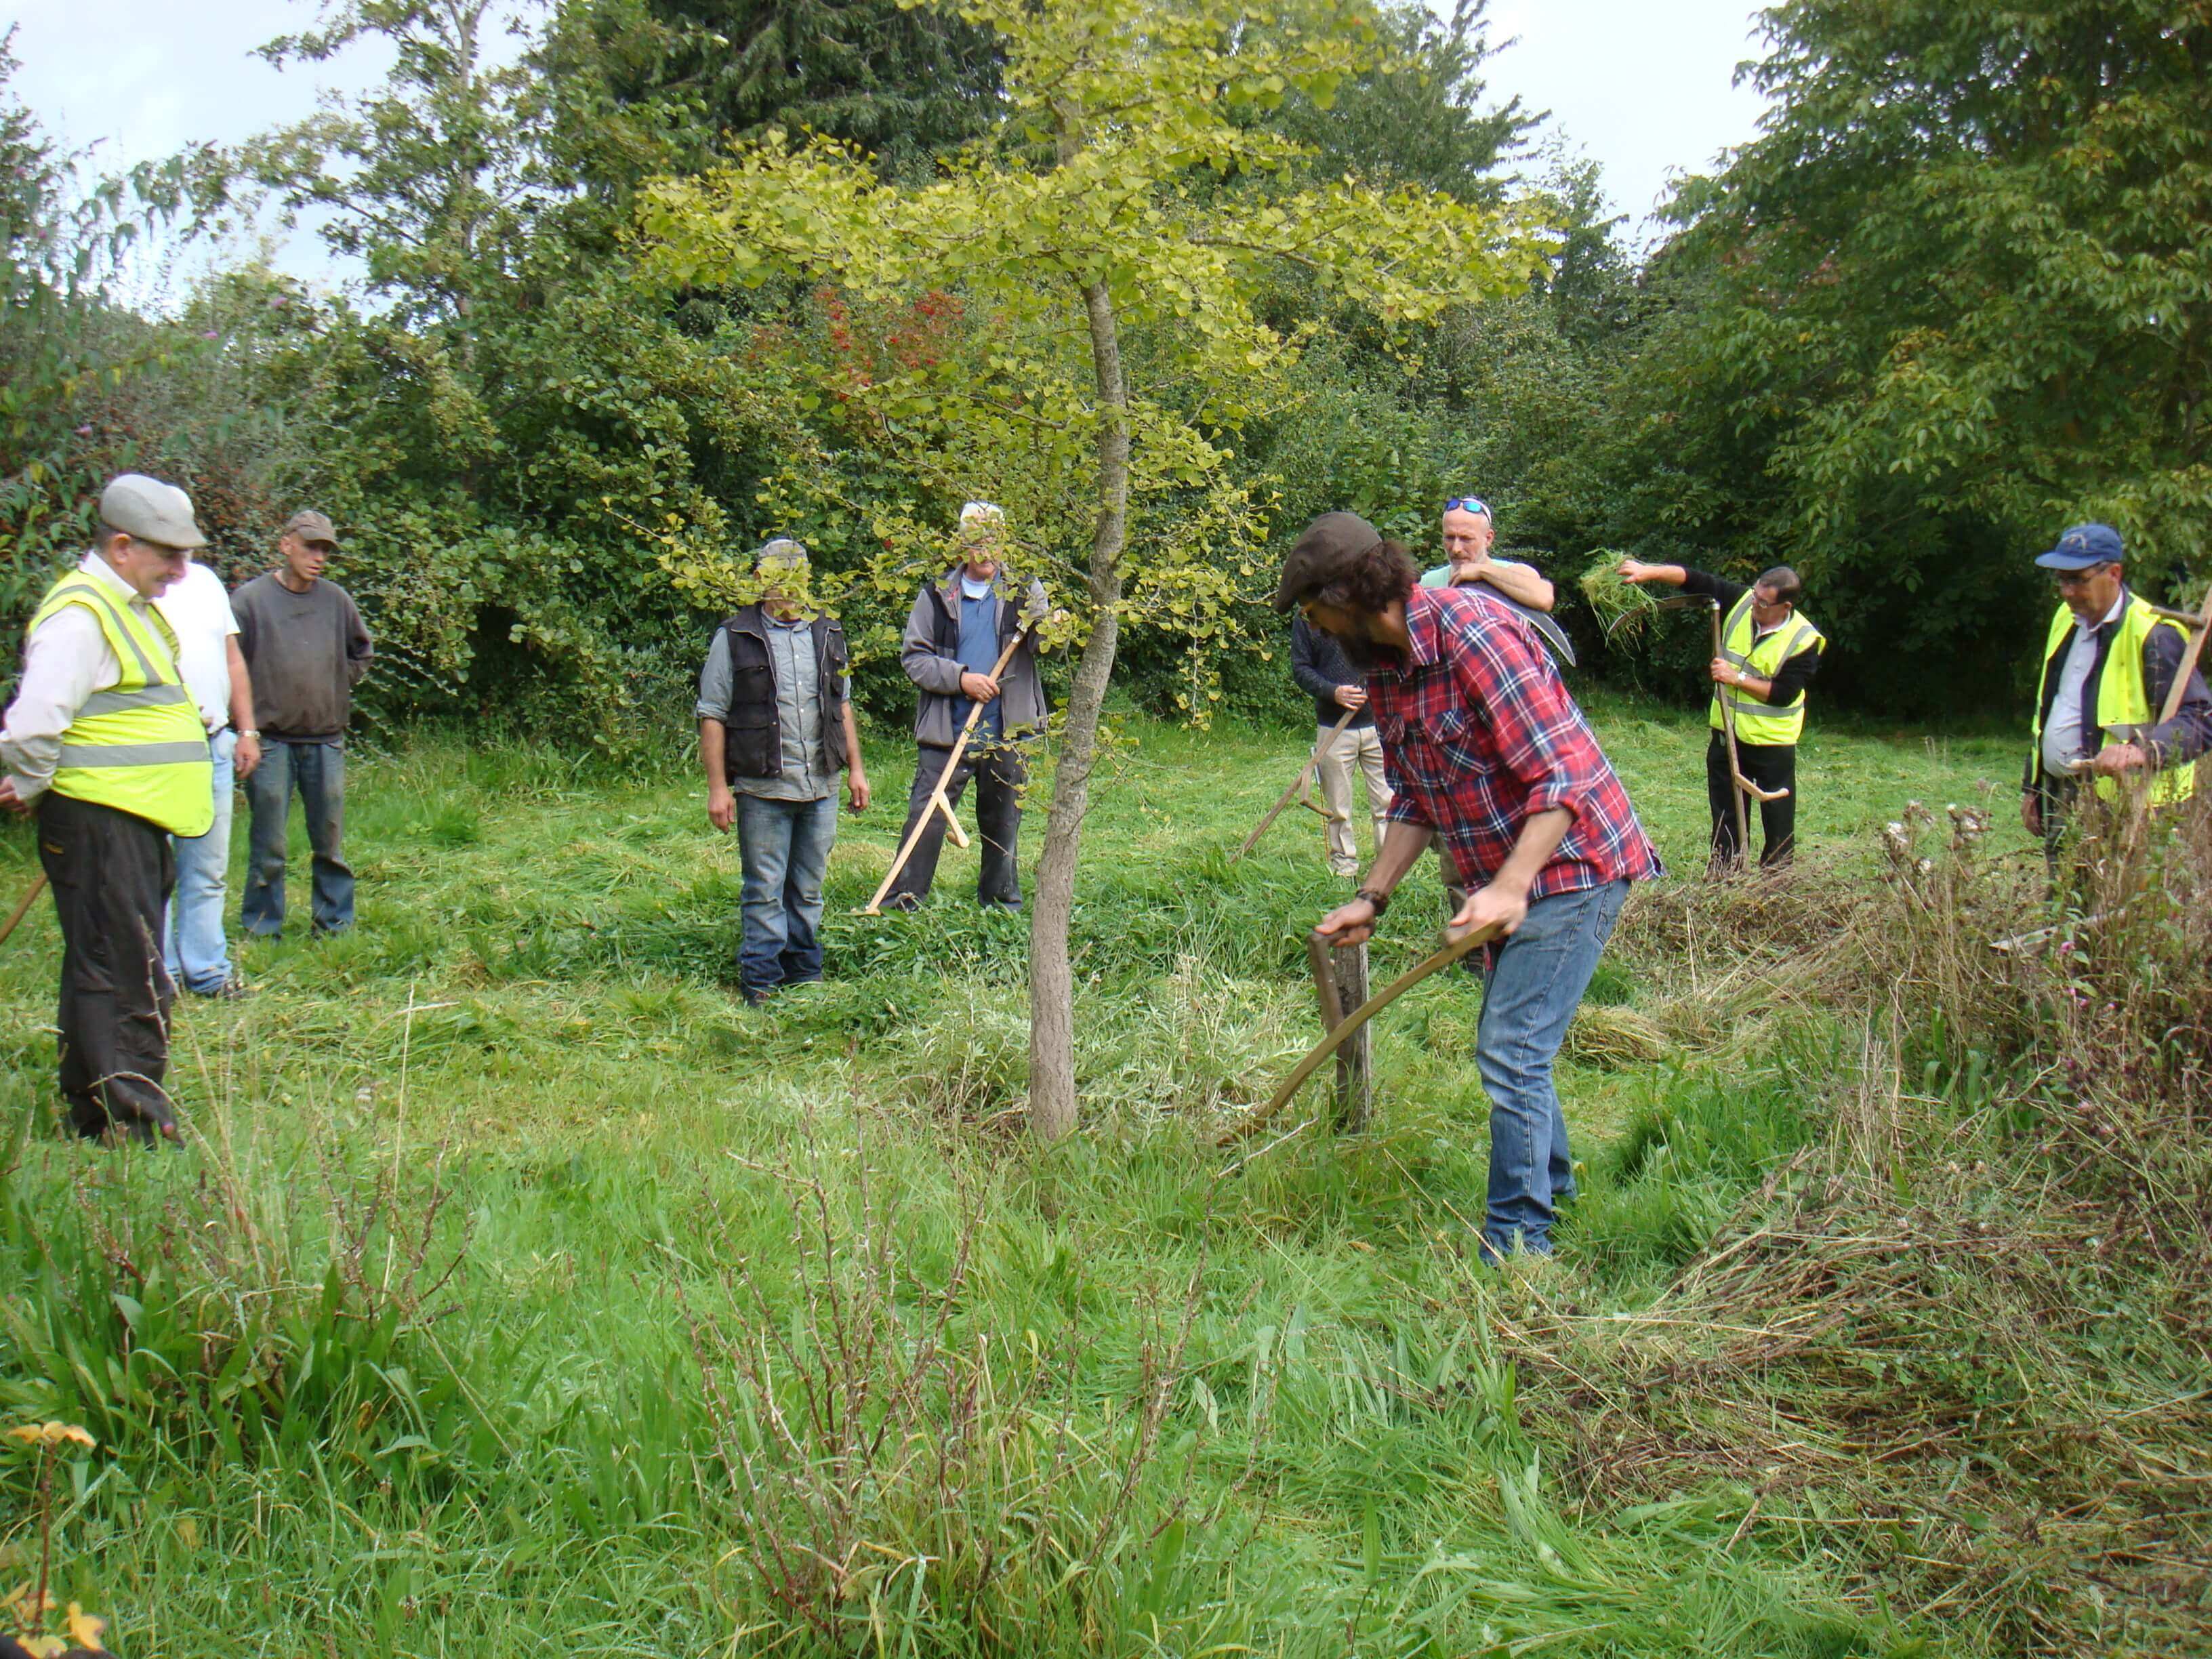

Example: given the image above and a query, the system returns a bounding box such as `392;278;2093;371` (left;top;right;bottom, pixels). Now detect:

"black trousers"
884;742;1026;907
35;793;179;1142
1706;732;1797;868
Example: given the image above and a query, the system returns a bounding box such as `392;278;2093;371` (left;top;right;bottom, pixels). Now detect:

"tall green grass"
1;703;2158;1657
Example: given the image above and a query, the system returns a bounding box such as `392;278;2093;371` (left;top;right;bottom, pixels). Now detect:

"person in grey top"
882;502;1053;910
697;540;870;1004
232;510;373;937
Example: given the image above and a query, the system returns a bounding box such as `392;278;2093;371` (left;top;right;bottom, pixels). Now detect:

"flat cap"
283;509;340;548
1270;511;1383;612
756;536;809;567
99;473;207;550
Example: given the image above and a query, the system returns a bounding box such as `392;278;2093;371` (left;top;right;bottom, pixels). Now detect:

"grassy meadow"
3;694;2206;1658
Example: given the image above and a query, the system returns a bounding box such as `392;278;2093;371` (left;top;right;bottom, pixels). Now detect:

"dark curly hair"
1310;539;1420;615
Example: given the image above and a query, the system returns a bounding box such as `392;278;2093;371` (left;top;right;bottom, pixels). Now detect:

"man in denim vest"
697;539;870;1004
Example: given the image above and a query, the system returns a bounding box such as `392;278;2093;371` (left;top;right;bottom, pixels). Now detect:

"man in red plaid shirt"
1274;512;1664;1265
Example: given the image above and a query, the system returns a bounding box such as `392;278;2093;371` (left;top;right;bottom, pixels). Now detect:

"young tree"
640;0;1544;1139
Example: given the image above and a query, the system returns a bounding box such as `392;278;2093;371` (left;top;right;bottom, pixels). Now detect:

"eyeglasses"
1443;497;1490;517
2051;564;2114;589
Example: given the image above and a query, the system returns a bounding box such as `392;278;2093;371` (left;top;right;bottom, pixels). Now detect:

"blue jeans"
1475;878;1629;1263
735;793;838;992
165;726;237;992
242;740;354;936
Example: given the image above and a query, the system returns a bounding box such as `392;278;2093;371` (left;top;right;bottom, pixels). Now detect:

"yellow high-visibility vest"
27;569;213;836
1708;594;1825;745
2030;595;2195;808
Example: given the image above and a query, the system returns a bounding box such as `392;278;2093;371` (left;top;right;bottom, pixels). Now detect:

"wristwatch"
1354;886;1391;916
240;729;261;740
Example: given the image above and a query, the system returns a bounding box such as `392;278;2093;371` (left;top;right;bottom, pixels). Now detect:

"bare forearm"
700;720;726;785
1474;560;1555;612
1361;819;1435;895
842;703;864;775
1493;807;1574;897
226;640;256;731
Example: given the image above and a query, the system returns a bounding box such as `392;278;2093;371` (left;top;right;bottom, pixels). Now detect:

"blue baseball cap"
2034;523;2124;571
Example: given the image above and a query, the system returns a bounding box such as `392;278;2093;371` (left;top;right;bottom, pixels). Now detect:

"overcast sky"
4;0;1774;290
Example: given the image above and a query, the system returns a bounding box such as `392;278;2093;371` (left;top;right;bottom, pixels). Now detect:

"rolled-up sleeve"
695;628;733;722
0;608;111;800
1452;609;1597;819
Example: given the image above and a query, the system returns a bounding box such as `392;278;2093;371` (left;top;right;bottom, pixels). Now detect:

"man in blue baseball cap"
2023;522;2210;855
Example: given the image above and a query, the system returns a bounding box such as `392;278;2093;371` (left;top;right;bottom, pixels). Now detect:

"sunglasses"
1443;497;1490;517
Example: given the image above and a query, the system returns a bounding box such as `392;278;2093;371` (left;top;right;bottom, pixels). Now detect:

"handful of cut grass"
1578;550;1663;644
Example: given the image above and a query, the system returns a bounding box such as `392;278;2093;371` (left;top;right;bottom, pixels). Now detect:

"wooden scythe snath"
857;622;1033;916
1218;921;1501;1147
1229;705;1359;866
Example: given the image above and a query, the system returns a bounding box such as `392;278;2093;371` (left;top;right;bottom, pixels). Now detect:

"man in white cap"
231;509;373;937
884;502;1052;909
0;474;216;1143
154;543;264;998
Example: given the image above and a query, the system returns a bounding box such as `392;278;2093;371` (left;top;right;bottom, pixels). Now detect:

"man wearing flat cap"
1277;512;1662;1266
1;474;217;1143
232;510;373;937
2023;521;2211;856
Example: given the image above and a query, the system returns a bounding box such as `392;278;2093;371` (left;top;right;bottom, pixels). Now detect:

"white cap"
959;501;1005;529
98;473;208;550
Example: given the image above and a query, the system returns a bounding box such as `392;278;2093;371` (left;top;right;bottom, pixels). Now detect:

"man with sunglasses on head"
2024;523;2209;858
1421;496;1556;613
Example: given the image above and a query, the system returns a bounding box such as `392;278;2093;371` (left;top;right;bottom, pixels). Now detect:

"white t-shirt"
152;559;240;730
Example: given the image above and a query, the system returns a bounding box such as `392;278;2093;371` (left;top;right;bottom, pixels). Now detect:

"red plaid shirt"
1370;586;1663;897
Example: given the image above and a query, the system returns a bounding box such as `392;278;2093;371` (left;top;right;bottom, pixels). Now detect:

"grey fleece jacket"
900;570;1051;747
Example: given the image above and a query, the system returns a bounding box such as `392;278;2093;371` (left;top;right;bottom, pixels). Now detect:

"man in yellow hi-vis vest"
2023;522;2209;859
1;475;215;1144
1617;558;1826;868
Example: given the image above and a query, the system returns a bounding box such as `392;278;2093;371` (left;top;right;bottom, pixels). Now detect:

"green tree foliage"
0;31;196;640
552;0;1002;184
1267;0;1535;204
638;0;1546;1136
1623;0;2212;712
166;0;825;736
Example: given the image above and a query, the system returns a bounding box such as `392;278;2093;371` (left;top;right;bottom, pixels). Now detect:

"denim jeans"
242;739;354;936
735;792;839;992
1475;878;1629;1263
164;726;236;992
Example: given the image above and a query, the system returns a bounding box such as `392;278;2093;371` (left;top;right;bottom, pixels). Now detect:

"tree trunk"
1026;276;1130;1142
